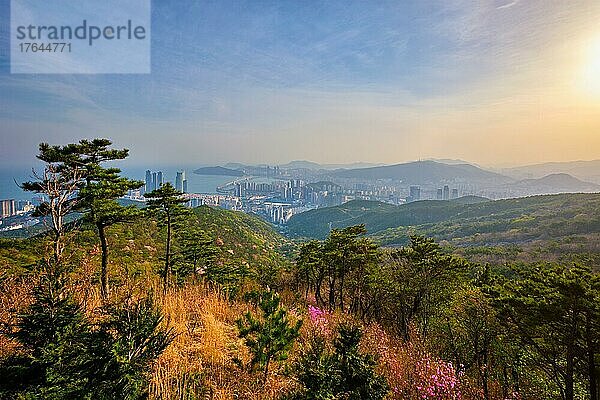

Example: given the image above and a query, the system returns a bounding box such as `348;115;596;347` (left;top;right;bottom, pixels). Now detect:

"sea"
0;166;237;201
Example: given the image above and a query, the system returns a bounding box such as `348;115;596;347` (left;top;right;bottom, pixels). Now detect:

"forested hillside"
1;206;289;288
289;193;598;243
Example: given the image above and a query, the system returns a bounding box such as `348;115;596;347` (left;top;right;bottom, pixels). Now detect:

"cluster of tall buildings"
233;180;290;197
404;185;462;203
0;199;34;219
144;170;164;193
142;169;188;196
264;202;293;224
1;199;15;219
436;185;460;200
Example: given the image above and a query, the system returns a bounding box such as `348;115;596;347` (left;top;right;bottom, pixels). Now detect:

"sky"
1;0;599;168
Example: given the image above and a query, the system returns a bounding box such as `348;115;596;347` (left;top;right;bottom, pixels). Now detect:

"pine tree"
97;295;175;399
21;143;85;267
67;139;143;300
23;139;143;298
288;324;388;400
496;263;599;400
0;272;174;400
144;183;189;293
374;235;467;341
236;291;302;382
296;225;379;315
0;269;105;399
174;225;218;284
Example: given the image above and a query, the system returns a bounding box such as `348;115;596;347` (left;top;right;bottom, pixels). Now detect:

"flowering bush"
307;305;331;336
362;325;464;400
412;355;462;399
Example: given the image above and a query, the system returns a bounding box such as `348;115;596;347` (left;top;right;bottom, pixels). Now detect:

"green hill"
287;198;487;239
191;205;290;270
287;193;600;247
0;206;290;281
285;200;398;238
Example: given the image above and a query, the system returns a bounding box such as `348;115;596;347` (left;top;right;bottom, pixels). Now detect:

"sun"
582;36;600;97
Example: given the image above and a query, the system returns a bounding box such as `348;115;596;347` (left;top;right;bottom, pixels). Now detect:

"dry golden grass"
0;269;297;400
149;282;296;400
0;276;35;356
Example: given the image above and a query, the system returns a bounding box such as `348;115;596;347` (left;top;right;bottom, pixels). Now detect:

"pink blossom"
307;305;330;335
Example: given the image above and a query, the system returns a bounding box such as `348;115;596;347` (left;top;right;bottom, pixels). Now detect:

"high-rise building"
451;188;459;199
0;199;15;218
145;170;153;192
175;171;185;192
156;171;163;188
152;172;157;192
408;186;421;202
437;188;443;200
443;185;450;200
175;170;188;193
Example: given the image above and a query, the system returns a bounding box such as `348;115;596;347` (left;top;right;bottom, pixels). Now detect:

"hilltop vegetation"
1;206;289;285
288;193;600;241
287;193;600;266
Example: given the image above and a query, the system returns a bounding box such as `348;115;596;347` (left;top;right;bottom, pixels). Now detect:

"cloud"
0;0;599;168
496;1;519;10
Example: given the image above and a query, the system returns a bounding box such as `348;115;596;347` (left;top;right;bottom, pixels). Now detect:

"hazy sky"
1;0;599;168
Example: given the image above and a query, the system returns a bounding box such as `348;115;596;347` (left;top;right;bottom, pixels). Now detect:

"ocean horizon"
0;167;239;201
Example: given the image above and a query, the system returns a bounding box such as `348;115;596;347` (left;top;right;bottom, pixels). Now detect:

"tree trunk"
566;336;575;400
328;270;336;311
482;347;490;400
98;223;109;300
53;229;62;267
164;213;171;294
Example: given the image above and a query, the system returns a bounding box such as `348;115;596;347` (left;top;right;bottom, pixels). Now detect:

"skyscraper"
437;188;443;200
152;172;157;192
156;171;163;188
145;170;152;192
408;186;421;202
451;188;459;199
443;185;450;200
175;170;187;193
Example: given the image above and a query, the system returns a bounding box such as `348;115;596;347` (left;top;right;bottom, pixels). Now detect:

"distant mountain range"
502;173;600;195
197;160;600;198
193;166;244;177
223;160;386;170
280;160;386;170
332;160;513;184
501;160;600;184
